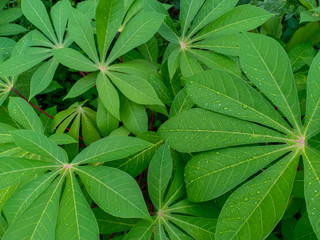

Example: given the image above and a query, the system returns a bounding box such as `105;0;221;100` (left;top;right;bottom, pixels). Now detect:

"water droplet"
242;104;248;109
257;191;261;194
244;198;249;201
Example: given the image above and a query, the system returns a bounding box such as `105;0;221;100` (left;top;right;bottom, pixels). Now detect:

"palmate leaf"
11;130;67;164
21;0;57;43
193;5;272;41
50;0;71;44
304;52;320;139
56;172;99;240
96;72;120;120
75;166;150;219
240;33;301;131
185;70;292;134
302;147;320;237
215;150;300;240
96;0;124;62
3;171;58;224
185;145;294;202
68;8;99;63
72;135;152;165
158;108;289;153
106;11;164;64
2;175;64;240
186;0;238;39
0;157;57;190
147;143;172;210
124;145;217;239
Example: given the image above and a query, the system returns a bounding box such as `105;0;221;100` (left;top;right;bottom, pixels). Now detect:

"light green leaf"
8;97;44;133
56;173;99;240
96;0;124;62
3;171;58;224
76;166;150;219
52;48;98;72
180;50;203;77
109;136;163;177
21;0;57;43
0;8;23;24
169;88;193;118
148;143;172;210
120;96;148;136
215;151;300;240
0;24;27;36
192;33;240;56
167;47;181;79
49;133;77;145
302;147;320;237
186;0;238;40
166;215;216;240
185;145;293;202
72;135;152;164
0;157;53;190
0;53;50;77
240;33;301;131
106;11;164;64
50;0;71;44
96;72;120;120
304;52;320;139
107;71;163;106
2;176;63;240
11;130;67;164
123;219;154;240
29;58;59;99
93;207;138;234
159;108;288;153
64;72;97;99
194;5;272;41
96;100;119;136
185;70;292;134
288;42;316;73
68;8;99;63
137;36;159;62
81;112;101;146
188;49;241;78
144;0;180;44
180;0;205;38
0;122;16;143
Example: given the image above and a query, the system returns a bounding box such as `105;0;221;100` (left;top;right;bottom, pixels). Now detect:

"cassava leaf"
76;166;150;219
215;151;300;240
159;108;289;153
72;136;152;164
302;147;320;237
240;33;301;131
56;172;99;240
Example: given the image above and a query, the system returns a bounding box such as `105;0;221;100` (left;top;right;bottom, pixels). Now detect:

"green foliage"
0;0;320;239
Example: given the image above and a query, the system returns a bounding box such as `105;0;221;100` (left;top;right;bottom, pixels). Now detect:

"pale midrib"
16;134;64;164
186;0;226;41
247;36;301;134
106;17;158;65
11;171;59;223
70;172;81;239
118;141;162;168
192;14;270;42
30;172;65;239
228;150;300;239
187;145;294;185
189;80;293;135
74;143;148;165
71;11;99;63
26;1;57;44
161;129;291;142
304;98;320;139
75;168;148;218
181;0;194;39
0;165;60;177
164;214;214;235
